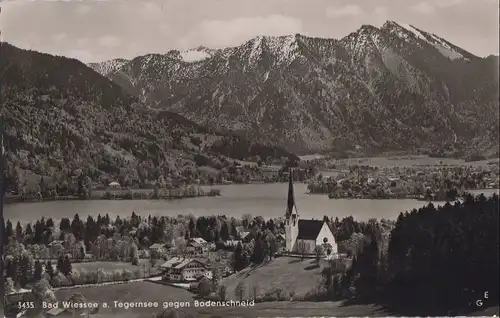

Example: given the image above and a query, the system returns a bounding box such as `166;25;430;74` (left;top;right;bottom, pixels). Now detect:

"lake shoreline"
5;183;498;225
306;188;498;201
3;194;222;205
4;188;222;205
4;181;315;205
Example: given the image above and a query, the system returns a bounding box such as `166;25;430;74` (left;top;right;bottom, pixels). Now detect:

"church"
284;168;337;255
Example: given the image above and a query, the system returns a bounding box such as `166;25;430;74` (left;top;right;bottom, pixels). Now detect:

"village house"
285;169;338;256
160;257;210;282
191;237;208;244
187;242;205;255
240;231;251;242
48;240;64;258
261;165;281;178
388;177;402;189
186;237;209;255
149;243;168;257
108;181;121;189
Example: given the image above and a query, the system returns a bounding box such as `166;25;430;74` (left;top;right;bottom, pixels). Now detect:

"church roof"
297;219;324;240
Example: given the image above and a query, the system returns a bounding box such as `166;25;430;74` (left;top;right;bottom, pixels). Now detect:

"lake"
4;184;498;224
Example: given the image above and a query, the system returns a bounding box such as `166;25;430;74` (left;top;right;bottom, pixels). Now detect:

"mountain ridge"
88;20;498;158
88;21;491;68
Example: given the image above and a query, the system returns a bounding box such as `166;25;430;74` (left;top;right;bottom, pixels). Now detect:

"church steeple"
285;167;299;251
285;167;298;219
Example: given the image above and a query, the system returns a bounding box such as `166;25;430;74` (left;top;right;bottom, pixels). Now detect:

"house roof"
160;257;206;269
261;165;281;172
297;219;325;240
190;237;207;244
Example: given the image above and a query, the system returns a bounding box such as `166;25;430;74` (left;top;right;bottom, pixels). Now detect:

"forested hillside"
1;43;296;197
317;194;499;315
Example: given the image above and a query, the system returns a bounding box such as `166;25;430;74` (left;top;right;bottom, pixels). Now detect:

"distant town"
307;161;499;200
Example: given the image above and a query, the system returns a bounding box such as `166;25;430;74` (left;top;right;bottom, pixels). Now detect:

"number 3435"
18;302;35;309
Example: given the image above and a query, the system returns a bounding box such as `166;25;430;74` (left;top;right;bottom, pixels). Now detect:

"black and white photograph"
1;0;499;317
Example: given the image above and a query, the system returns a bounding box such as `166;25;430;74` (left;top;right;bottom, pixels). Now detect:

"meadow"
71;259;161;277
331;155;498;168
219;256;326;301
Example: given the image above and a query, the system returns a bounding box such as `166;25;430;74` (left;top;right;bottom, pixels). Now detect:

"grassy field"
45;259;162;278
72;259;161;276
332;155;499;168
219;256;325;301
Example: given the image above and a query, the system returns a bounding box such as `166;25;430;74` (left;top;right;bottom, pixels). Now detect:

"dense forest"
319;193;499;315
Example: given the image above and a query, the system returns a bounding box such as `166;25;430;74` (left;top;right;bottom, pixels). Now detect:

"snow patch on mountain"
431;42;464;60
427;33;466;60
244;35;301;65
397;23;428;41
264;71;270;82
267;35;300;62
389;21;466;60
180;50;210;63
88;58;128;76
249;36;264;63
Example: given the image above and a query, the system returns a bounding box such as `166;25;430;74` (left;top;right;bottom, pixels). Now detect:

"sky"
1;0;498;63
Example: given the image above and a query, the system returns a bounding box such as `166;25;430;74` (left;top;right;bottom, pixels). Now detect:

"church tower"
285;167;299;252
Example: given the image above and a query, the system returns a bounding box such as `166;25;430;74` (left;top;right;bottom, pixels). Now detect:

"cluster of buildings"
308;164;500;199
152;169;340;284
149;237;233;283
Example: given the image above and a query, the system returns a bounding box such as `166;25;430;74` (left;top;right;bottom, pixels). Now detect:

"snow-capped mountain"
88;58;129;77
88;21;499;156
179;46;217;63
381;21;474;60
